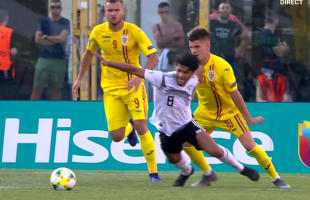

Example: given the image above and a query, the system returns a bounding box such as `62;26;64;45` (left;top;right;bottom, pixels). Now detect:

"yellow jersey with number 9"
87;22;157;92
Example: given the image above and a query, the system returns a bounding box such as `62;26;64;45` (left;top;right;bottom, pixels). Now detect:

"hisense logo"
2;118;274;165
1;118;165;164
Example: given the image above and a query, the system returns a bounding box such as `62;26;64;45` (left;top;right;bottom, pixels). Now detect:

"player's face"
50;2;62;17
158;6;170;22
106;2;125;25
219;3;231;19
189;39;211;62
175;65;194;86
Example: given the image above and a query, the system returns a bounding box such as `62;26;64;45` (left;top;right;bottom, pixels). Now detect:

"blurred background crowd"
1;0;310;102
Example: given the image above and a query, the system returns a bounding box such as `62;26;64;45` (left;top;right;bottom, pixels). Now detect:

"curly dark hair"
176;53;199;72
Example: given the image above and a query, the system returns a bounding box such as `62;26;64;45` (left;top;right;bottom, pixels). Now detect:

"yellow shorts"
104;84;148;131
193;109;250;138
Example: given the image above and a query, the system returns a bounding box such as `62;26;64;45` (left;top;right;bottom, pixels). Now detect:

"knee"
110;135;123;142
134;120;148;135
166;154;182;164
110;130;124;142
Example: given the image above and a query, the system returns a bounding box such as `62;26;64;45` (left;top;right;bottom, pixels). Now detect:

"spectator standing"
257;10;292;102
152;2;184;72
30;0;70;100
210;3;246;29
0;10;18;100
209;1;249;77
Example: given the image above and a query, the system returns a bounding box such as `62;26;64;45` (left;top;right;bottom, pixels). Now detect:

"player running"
72;0;161;182
183;28;290;188
92;52;259;187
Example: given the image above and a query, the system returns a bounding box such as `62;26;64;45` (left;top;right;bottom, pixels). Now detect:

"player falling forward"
182;28;290;188
93;52;259;187
72;0;162;182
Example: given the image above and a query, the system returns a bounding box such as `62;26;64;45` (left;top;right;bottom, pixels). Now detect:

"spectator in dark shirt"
209;1;248;76
210;3;246;29
260;11;289;73
257;10;291;102
30;0;70;101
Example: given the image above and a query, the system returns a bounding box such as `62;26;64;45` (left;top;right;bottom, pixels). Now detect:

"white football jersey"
144;69;198;136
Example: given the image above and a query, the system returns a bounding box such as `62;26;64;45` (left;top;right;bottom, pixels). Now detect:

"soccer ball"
50;167;76;191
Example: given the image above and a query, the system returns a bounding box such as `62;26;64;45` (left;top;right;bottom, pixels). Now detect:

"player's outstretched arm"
93;52;145;79
230;90;264;125
144;53;159;70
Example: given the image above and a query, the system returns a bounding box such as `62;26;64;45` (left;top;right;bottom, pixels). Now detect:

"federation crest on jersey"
121;35;128;45
208;71;215;81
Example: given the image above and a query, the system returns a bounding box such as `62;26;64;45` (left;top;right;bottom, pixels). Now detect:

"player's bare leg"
191;131;259;187
163;152;194;187
238;131;290;189
134;120;162;182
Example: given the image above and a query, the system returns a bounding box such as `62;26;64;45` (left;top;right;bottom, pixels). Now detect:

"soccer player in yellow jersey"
72;0;162;182
183;28;290;188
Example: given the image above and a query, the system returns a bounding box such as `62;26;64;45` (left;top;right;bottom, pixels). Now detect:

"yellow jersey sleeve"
86;29;99;52
223;62;238;93
131;25;157;57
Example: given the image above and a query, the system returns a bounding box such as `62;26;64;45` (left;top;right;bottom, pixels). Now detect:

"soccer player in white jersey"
93;52;259;186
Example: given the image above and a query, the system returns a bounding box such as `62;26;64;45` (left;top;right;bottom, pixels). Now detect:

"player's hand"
246;116;264;125
72;79;82;99
127;77;141;92
196;66;205;84
92;52;108;66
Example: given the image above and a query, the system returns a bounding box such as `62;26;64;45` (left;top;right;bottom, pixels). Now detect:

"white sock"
203;169;213;176
174;155;192;176
218;145;244;172
272;175;280;181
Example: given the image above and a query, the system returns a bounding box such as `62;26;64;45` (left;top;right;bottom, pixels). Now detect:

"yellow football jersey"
87;22;157;92
196;54;239;120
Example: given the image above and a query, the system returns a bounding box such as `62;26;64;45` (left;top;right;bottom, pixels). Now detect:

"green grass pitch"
0;170;309;200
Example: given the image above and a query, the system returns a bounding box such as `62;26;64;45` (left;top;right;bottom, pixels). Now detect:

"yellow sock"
121;122;133;140
249;144;278;179
138;131;157;174
183;146;211;173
